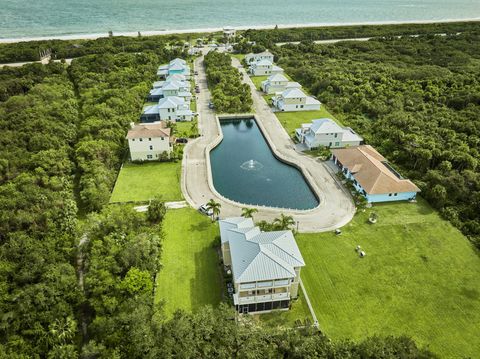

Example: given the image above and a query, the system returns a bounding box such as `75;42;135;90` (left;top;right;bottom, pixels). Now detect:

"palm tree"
274;213;295;230
206;198;221;221
241;207;258;220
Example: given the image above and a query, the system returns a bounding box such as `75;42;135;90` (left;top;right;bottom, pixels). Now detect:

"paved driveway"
181;55;355;232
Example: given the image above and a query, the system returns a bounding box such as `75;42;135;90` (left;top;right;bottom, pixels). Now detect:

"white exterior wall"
162;89;178;97
305;132;343;149
159;107;177;121
128;136;171;161
252;65;272;76
262;81;288;94
246;54;274;64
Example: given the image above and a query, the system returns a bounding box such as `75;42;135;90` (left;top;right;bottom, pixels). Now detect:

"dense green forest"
70;53;159;212
204;51;252;113
0;26;458;356
269;32;480;248
0;63;81;356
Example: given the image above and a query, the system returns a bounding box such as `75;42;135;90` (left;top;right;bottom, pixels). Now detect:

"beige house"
220;217;305;314
126;122;173;161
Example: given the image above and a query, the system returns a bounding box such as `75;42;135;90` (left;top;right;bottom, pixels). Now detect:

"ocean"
0;0;479;40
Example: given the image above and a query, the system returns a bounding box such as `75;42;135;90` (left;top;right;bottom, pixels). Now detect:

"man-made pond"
210;118;319;210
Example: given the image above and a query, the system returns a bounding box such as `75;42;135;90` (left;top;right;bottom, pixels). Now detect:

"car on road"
175;138;188;144
194;70;198;75
208;101;214;109
198;204;213;217
195;88;200;93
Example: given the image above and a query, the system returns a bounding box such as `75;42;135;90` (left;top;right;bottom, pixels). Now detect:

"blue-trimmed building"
332;145;420;203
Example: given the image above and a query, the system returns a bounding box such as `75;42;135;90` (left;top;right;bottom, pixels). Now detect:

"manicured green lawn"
297;198;480;358
250;75;268;90
175;120;198;138
275;107;341;137
231;53;245;61
155;208;222;316
258;289;313;328
110;162;182;203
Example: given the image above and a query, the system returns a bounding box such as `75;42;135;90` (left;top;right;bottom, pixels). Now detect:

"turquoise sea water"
0;0;479;39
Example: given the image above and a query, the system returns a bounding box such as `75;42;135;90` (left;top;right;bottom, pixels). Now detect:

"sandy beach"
1;18;479;44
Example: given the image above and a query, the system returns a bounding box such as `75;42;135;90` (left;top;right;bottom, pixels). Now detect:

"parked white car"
198;204;213;216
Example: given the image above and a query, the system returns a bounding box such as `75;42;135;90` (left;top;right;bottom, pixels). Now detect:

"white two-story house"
127;122;173;161
272;88;321;112
220;217;305;314
261;73;302;94
160;80;192;101
249;59;284;76
158;96;193;121
296;118;363;149
245;50;274;64
140;96;194;123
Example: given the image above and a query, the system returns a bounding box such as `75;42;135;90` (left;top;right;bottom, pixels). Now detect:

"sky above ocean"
0;0;479;39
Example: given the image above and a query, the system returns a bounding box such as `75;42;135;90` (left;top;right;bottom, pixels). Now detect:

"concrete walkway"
0;58;73;68
181;55;355;232
134;201;188;212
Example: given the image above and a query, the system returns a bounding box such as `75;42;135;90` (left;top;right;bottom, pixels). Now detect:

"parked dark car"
176;138;188;144
208;101;214;109
195;88;200;93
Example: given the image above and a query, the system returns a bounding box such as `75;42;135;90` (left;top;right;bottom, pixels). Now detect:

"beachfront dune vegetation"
0;32;204;63
269;31;480;248
204;51;252;113
240;21;480;48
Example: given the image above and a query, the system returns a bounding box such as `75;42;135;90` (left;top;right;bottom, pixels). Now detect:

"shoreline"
1;17;479;44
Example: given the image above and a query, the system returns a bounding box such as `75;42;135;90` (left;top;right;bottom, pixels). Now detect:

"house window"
389;193;392;197
147;155;153;159
300;105;304;108
161;137;164;141
139;138;143;142
329;142;332;147
149;138;152;141
132;139;135;141
394;193;398;196
335;142;340;146
334;133;338;138
149;145;153;150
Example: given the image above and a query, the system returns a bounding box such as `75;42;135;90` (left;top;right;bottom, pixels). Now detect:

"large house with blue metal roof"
220;217;305;314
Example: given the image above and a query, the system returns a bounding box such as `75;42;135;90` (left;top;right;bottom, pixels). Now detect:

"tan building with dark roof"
126;122;173;161
332;145;420;203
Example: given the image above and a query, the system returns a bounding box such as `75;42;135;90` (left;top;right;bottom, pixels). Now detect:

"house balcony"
233;292;290;305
